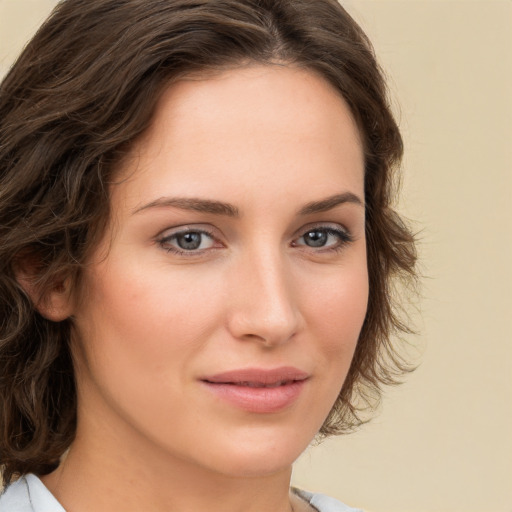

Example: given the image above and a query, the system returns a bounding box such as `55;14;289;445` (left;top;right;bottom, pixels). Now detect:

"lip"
200;367;309;413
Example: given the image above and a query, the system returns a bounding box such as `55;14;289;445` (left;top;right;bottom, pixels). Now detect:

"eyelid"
294;222;352;239
292;223;354;251
157;224;216;238
156;225;223;255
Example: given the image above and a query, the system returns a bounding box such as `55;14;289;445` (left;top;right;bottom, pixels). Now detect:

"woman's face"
70;65;368;478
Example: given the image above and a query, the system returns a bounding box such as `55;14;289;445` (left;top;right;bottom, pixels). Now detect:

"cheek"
98;258;219;336
301;258;369;387
73;257;223;396
71;261;222;429
290;259;368;432
305;263;368;338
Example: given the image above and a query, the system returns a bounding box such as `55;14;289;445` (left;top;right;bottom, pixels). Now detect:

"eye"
158;228;217;254
294;226;353;251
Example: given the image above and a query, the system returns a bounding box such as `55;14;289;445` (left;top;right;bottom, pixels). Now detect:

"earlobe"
14;256;75;322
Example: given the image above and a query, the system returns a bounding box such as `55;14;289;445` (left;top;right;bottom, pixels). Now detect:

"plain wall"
1;1;511;511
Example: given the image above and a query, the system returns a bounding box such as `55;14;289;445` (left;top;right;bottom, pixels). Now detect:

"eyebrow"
133;197;240;217
298;192;364;215
132;192;363;217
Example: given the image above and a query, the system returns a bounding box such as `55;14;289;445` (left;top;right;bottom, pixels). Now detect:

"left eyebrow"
132;197;240;217
298;192;364;215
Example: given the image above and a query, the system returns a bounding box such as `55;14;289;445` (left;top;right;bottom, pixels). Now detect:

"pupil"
305;230;327;247
177;232;202;250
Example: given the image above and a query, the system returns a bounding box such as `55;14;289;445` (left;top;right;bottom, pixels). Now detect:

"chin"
189;427;315;479
210;452;297;479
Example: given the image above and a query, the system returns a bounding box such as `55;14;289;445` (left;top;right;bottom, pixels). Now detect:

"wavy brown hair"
0;0;416;486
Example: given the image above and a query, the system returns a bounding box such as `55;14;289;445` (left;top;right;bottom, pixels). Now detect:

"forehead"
114;64;364;214
145;64;362;154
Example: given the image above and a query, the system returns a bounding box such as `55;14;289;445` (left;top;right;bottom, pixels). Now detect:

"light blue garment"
0;474;65;512
294;488;363;512
0;474;362;512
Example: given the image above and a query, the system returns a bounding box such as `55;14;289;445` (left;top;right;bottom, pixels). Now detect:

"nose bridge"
227;242;300;345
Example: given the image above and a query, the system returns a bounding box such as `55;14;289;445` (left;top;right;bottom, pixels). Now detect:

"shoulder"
0;474;66;512
294;488;364;512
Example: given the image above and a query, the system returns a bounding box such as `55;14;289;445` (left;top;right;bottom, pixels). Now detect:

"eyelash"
157;225;354;257
158;227;219;256
292;227;354;253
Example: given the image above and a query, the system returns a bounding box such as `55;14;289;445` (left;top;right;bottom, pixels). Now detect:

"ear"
14;255;75;322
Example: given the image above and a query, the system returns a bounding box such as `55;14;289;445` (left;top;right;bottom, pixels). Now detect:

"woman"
0;1;416;511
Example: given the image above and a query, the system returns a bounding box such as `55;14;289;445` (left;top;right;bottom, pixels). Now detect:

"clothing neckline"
1;473;361;512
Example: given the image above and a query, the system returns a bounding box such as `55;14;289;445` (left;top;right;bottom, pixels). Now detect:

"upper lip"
202;367;309;386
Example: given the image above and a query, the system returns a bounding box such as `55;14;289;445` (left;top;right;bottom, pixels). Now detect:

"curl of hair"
0;0;417;485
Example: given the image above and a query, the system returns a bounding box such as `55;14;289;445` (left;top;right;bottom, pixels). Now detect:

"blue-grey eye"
161;230;216;252
303;230;329;247
176;232;203;250
296;227;351;249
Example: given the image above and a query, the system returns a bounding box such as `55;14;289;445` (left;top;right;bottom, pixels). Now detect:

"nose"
226;249;302;347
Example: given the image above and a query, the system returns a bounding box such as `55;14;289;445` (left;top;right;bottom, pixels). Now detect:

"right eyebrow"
131;197;240;218
298;192;364;215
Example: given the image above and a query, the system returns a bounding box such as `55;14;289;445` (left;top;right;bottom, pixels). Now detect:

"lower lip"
201;380;307;413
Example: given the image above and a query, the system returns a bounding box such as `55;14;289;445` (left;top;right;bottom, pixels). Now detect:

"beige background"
1;1;511;511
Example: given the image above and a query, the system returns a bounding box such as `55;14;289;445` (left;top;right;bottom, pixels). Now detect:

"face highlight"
69;65;368;478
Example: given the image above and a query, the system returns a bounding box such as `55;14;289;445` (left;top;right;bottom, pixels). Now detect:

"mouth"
214;380;298;388
200;367;309;413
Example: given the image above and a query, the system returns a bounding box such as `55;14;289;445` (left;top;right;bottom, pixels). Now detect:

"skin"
41;64;368;512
